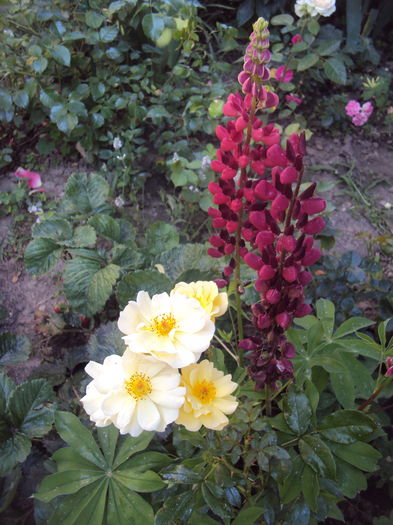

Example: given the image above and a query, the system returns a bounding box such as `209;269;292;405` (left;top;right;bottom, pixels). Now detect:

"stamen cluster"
207;17;326;390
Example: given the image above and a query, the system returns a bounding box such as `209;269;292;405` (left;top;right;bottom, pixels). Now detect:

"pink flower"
345;99;374;126
345;100;361;117
386;357;393;376
285;94;302;106
291;34;303;45
275;66;294;83
15;168;42;189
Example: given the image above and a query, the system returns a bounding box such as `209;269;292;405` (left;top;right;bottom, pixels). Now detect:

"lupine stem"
357;377;392;411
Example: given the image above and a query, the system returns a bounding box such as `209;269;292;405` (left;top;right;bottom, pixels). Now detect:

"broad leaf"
8;379;54;437
61;173;109;215
299;435;336;479
25;238;62;275
334;317;374;338
35;470;104;502
0;433;31;476
283;391;312;435
146;222;179;256
32;217;72;241
319;410;377;444
0;371;15;413
50;45;71;67
116;270;171;308
297;53;319;71
324;57;347;84
63;225;97;248
330;441;381;472
156;243;220;281
88;215;121;242
0;333;31;366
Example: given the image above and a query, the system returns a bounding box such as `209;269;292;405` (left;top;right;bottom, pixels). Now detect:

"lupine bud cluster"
207;17;326;390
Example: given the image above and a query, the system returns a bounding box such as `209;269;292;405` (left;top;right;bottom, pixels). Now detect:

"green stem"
213;334;239;364
265;384;272;416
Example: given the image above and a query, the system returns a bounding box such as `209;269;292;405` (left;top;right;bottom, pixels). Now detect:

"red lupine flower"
275;66;294;83
291;34;303;45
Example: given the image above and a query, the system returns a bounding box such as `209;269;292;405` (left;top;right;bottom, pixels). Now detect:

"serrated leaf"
87;263;120;313
55;411;106;469
50;45;71;66
116;270;171;308
299;435;336;479
25;238;62;275
32;217;73;241
283;391;312;435
87;322;125;361
63;225;97;248
0;371;15;413
0;433;31;477
156;243;219;281
88;215;121;242
8;379;54;437
297;53;319;71
0;333;31;366
324;57;347;84
319;410;377;444
61;173;109;215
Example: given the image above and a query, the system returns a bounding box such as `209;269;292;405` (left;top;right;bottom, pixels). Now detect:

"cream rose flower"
176;360;238;431
81;350;186;437
118;291;215;368
295;0;336;17
171;281;228;321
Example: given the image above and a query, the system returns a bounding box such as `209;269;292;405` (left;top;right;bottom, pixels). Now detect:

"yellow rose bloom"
176;360;238;431
171;281;228;321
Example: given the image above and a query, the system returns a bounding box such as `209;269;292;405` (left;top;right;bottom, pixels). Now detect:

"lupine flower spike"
208;17;326;390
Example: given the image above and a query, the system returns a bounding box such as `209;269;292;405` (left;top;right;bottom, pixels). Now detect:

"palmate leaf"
60;173;109;215
35;412;169;525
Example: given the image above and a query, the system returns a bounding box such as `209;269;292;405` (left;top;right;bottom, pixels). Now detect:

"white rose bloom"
118;291;215;368
81;350;186;436
295;0;336;17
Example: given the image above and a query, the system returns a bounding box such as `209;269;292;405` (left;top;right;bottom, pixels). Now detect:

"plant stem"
265;384;272;416
213;334;239;364
357;377;392;411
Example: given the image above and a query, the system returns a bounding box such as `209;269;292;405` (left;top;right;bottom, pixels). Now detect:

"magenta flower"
291;34;303;45
345;100;374;127
15;168;42;189
386;357;393;376
286;94;302;106
275;66;294;83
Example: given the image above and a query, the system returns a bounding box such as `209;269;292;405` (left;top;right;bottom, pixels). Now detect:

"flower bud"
266;289;281;304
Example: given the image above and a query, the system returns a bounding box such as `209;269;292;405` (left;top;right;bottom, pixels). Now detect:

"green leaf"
8;379;53;437
330;368;355;408
330;441;381;472
299;435;336;479
334;317;374;338
112;432;153;470
301;464;319;512
32;217;73;241
324;57;347;84
307;18;320;35
87;263;120;312
283;391;312;435
378;318;391;348
88;215;121;242
319;409;377;444
279;454;303;504
201;481;231;520
116;270;171;308
231;506;265;525
316;298;335;337
297;53;319;71
335;460;367;498
46;479;108;525
154;491;196;525
316;40;341;56
113;468;165;492
345;0;362;52
85;10;105;28
283;502;310;525
35;470;104;502
53;447;103;473
162;464;203;484
25;238;62;275
87;322;125;361
50;45;71;67
0;433;31;477
0;333;31;366
97;424;118;467
90;82;106;101
121;451;173;473
32;57;48;73
64;225;97;248
156;243;218;281
0;371;15;413
54;411;106;469
14;91;29;109
142;13;166;41
99;26;119;43
271;14;294;26
107;479;154;525
36;138;55;155
61;173;109;215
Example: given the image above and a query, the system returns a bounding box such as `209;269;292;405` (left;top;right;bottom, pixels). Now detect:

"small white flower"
172;152;180;163
114;196;125;208
28;204;38;214
384;202;392;210
118;291;215;368
113;137;123;150
295;0;336;17
116;154;126;161
201;156;211;170
35;217;41;223
81;350;186;436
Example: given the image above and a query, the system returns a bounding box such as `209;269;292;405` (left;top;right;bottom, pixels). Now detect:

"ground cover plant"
1;1;393;524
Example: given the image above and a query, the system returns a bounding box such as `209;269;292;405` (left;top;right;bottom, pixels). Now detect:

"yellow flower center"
124;372;152;400
192;379;216;404
147;313;177;336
